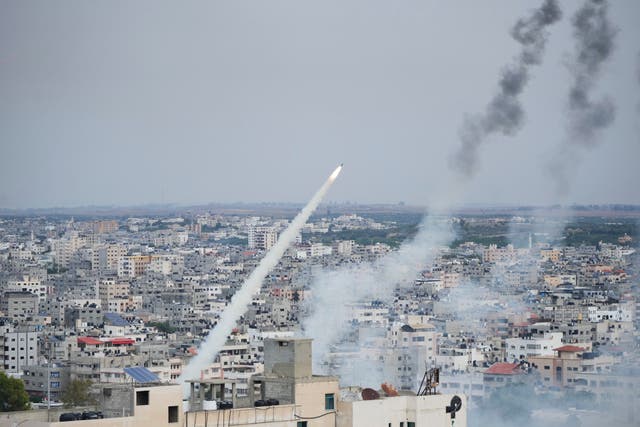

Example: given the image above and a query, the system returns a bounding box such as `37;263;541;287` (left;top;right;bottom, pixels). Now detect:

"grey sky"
1;1;639;209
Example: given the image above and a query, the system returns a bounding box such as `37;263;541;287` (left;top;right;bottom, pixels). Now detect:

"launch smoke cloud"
179;164;342;392
303;213;454;385
567;0;617;144
549;0;617;196
452;0;562;178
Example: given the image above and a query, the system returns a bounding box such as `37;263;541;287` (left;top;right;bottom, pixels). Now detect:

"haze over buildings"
1;1;640;427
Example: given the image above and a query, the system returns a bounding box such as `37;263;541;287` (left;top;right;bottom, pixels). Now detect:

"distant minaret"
31;229;35;242
528;233;532;249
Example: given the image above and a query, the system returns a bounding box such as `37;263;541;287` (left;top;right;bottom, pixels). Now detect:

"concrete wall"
263;377;295;404
294;378;339;427
264;339;312;379
132;385;182;427
338;394;467;427
0;406;97;426
185;405;298;427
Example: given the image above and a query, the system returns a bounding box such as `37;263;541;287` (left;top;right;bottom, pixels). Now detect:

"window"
136;390;149;406
168;405;178;423
324;393;335;410
408;423;416;427
297;422;307;427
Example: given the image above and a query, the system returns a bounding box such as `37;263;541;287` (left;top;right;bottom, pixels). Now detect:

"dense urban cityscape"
2;0;639;426
0;204;638;426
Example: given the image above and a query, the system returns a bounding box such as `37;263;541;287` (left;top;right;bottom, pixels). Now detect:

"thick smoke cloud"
302;214;454;384
636;51;640;114
567;0;617;144
452;0;562;178
548;0;618;197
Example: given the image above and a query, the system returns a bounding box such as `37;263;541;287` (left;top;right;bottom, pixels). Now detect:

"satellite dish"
450;396;462;412
446;395;463;419
361;388;380;401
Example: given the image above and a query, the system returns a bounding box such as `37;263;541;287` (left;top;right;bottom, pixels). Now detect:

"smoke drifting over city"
452;0;562;178
1;2;639;427
302;214;454;385
636;50;640;113
548;0;618;197
567;0;618;145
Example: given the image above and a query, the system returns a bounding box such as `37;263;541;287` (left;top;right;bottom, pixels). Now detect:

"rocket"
330;164;343;181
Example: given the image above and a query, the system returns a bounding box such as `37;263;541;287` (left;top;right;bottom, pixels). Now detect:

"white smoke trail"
302;210;455;384
179;164;343;388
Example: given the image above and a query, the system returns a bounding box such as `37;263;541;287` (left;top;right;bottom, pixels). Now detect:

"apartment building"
505;332;563;362
248;226;277;250
0;326;39;372
529;345;616;388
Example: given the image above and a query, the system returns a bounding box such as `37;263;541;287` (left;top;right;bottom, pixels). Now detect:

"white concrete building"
0;328;39;372
338;393;467;427
91;243;127;271
52;233;85;267
334;240;355;255
6;275;48;302
505;332;563;362
309;243;332;257
347;303;389;326
247;226;278;250
588;305;633;322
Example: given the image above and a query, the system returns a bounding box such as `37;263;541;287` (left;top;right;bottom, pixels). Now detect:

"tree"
61;379;97;408
0;372;30;412
292;290;301;302
148;321;176;334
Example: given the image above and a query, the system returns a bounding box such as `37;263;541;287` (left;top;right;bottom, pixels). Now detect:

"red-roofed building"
108;337;135;346
77;336;105;356
553;345;584;353
77;336;103;346
483;362;527;392
485;362;522;375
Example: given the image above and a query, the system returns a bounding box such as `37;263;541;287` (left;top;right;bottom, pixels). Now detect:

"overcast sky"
1;1;639;209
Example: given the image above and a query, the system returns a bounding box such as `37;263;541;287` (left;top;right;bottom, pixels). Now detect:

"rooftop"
484;362;522;375
554;345;585;352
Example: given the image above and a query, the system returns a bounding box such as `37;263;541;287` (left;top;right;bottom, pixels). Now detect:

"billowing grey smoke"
567;0;617;144
548;0;617;197
302;213;454;386
636;51;640;113
452;0;562;177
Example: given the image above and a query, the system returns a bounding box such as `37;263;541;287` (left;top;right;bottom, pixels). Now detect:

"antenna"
417;368;439;396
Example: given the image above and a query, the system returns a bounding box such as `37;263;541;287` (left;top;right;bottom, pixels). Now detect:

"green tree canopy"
147;321;176;334
61;379;97;408
0;372;30;412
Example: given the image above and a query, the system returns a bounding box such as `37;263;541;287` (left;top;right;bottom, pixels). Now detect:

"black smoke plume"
636;51;640;113
548;0;618;197
566;0;617;145
452;0;562;178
